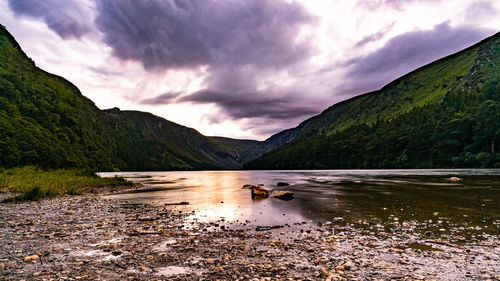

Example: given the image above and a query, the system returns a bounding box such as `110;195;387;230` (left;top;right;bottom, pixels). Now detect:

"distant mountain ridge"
245;32;500;169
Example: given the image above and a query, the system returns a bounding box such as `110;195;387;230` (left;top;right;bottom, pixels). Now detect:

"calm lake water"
100;169;500;241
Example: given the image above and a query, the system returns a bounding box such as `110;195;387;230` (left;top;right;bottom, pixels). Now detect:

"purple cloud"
465;1;498;21
7;0;92;39
355;22;395;48
180;89;321;120
94;0;315;70
340;22;494;96
139;92;182;105
93;0;320;135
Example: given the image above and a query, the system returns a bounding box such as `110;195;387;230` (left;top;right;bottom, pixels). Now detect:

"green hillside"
0;25;113;170
0;25;254;171
245;32;500;169
102;109;245;171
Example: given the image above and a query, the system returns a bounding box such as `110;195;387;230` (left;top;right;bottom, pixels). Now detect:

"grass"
0;166;131;202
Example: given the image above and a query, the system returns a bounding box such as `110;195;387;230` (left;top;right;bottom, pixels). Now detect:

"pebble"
23;255;39;262
343;261;353;270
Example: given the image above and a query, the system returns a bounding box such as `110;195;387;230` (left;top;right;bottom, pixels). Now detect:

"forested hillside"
245;32;500;169
0;25;113;170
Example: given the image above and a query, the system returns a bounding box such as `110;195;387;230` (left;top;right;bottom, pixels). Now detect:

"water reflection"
100;169;500;240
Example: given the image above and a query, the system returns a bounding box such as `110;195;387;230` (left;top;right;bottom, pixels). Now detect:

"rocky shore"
1;194;499;280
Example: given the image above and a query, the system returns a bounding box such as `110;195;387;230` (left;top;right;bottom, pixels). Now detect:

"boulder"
251;186;270;198
270;190;294;200
242;184;265;189
449;177;461;182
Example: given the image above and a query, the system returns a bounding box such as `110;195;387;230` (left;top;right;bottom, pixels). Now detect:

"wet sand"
1;193;499;280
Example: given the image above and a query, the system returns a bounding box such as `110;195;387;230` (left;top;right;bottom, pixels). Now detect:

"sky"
1;0;499;140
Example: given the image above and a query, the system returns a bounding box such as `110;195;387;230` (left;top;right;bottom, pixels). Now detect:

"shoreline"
1;194;499;280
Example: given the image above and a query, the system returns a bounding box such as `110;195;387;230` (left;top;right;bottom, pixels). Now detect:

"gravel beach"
1;194;499;280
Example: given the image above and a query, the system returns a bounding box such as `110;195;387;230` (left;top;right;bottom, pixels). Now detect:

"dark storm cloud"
94;0;315;70
342;22;493;95
8;0;91;39
139;91;182;105
180;89;321;120
94;0;318;128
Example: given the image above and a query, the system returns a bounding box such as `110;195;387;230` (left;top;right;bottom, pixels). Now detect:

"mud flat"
1;195;499;280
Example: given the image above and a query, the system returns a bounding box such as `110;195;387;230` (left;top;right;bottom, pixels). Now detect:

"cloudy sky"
1;0;499;140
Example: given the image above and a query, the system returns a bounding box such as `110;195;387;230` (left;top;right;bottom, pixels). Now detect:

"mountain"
245;32;500;169
0;25;258;171
208;130;306;164
3;23;499;171
101;108;254;170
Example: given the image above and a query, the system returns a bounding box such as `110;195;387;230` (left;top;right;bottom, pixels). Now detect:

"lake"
99;169;500;242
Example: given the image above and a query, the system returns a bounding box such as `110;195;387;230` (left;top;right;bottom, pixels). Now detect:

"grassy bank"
0;166;131;201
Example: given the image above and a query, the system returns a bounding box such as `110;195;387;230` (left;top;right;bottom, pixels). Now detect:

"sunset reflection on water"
101;169;500;239
101;170;310;226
